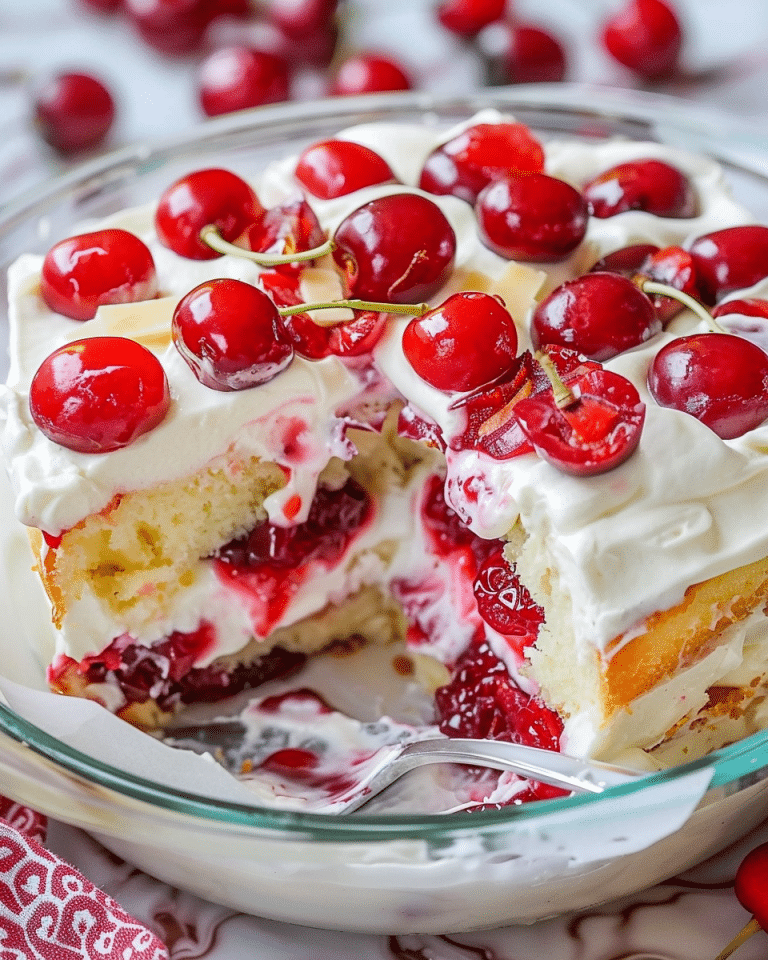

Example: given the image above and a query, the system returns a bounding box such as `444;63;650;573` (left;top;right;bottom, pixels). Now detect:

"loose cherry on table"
418;121;545;205
500;23;568;84
32;71;115;156
332;192;456;303
29;337;171;453
294;139;397;200
434;0;506;38
328;52;413;96
267;0;339;40
601;0;683;80
689;225;768;304
713;840;768;960
40;228;157;321
475;171;588;262
583;157;697;219
196;46;290;117
123;0;213;55
402;291;519;392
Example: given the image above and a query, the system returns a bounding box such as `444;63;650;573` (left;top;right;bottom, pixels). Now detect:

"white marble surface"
5;1;768;956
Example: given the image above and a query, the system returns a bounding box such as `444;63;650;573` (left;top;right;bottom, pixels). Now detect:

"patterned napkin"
0;797;169;959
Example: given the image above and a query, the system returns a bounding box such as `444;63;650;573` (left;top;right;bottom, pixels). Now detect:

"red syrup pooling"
215;477;373;637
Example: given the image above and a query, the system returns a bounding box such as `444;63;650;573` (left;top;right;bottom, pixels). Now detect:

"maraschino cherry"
402;291;518;392
583;158;696;219
294;139;397;199
713;840;768;960
29;337;171;453
33;71;115;155
601;0;683;80
41;229;158;321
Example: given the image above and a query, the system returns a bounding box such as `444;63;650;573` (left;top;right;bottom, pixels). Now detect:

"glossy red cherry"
197;46;290;117
155;168;264;260
419;122;545;204
402;292;518;392
329;52;413;96
294;139;397;199
689;225;768;304
648;332;768;439
501;23;568;84
601;0;683;80
29;337;170;453
476;172;588;262
584;158;696;219
32;71;115;156
710;841;768;959
531;272;660;361
124;0;213;55
473;548;544;637
635;245;703;324
333;192;456;303
590;243;660;276
173;278;294;390
40;229;158;322
712;299;768;355
240;199;326;263
514;365;646;476
435;0;505;37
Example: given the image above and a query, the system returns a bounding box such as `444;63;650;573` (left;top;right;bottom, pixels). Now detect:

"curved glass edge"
2;85;768;839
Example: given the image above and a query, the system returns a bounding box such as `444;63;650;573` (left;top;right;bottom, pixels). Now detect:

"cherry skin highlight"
33;71;115;155
155;168;264;260
583;158;696;219
329;53;412;95
29;337;171;453
402;291;519;392
41;229;158;322
295;139;397;199
689;225;768;304
197;46;290;117
601;0;683;79
172;278;294;390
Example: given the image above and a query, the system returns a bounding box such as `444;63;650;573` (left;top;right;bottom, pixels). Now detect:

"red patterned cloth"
0;808;169;959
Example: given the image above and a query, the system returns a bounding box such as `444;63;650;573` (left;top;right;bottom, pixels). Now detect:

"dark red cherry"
239;199;326;264
473;548;544;637
267;0;338;39
402;291;518;392
648;333;768;439
584;158;696;219
79;0;123;10
332;192;456;303
435;0;505;37
514;366;645;476
29;337;170;453
41;229;157;322
711;299;768;356
419;121;545;204
33;71;115;155
501;23;568;84
155;168;264;260
172;278;294;390
197;46;290;117
531;272;660;361
601;0;683;80
295;139;397;199
124;0;213;55
689;225;768;304
590;243;660;276
476;172;588;262
329;52;413;96
713;298;768;322
634;245;703;324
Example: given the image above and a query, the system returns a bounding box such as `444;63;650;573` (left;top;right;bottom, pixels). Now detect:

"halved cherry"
689;225;768;304
402;291;518;392
41;228;158;322
418;121;545;204
584;157;696;219
294;139;397;199
29;336;171;453
173;278;294;390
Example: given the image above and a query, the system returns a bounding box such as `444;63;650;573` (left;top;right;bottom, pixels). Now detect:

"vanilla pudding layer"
4;111;768;761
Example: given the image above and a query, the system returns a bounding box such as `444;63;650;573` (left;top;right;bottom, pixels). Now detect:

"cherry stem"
639;279;727;333
278;299;429;318
713;916;762;960
200;224;336;265
535;351;576;409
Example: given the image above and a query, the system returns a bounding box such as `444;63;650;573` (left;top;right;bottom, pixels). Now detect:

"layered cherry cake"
5;109;768;801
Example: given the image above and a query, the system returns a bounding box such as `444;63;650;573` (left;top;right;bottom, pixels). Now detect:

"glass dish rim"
3;83;768;841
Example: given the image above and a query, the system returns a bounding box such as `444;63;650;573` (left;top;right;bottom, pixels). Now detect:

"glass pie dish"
3;85;768;935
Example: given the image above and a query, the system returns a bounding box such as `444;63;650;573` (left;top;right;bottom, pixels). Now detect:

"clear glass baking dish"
2;85;768;934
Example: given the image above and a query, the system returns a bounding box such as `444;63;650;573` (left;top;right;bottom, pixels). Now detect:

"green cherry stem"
278;299;430;318
639;279;728;332
200;224;336;265
535;351;576;410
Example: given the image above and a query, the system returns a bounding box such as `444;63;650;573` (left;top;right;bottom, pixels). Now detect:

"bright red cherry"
601;0;683;80
124;0;213;55
473;548;544;637
419;122;545;204
155;168;264;260
734;842;768;930
590;243;660;276
332;192;456;303
402;292;518;392
197;46;290;117
712;299;768;355
172;278;294;390
329;52;413;96
531;272;660;361
514;365;646;476
40;229;157;322
32;71;115;156
435;0;506;37
295;139;397;199
240;199;326;262
476;172;588;262
689;225;768;304
267;0;338;39
634;245;703;324
648;332;768;439
29;337;170;453
584;158;696;219
501;23;568;84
